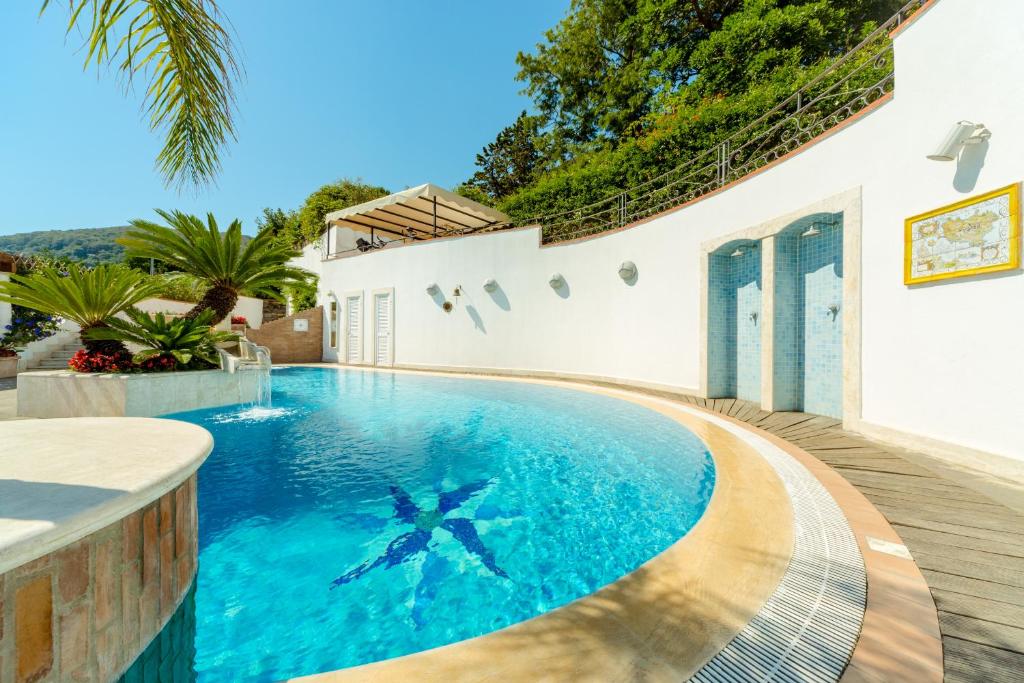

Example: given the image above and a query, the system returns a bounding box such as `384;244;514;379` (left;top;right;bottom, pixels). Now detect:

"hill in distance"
0;226;130;266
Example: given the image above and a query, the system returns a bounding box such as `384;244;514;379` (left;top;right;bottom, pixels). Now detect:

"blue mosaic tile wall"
801;221;843;417
708;245;762;401
772;234;803;411
772;217;843;418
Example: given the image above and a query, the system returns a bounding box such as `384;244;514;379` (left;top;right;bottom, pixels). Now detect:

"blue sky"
0;1;566;235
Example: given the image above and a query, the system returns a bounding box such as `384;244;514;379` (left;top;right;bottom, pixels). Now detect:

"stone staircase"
33;341;83;370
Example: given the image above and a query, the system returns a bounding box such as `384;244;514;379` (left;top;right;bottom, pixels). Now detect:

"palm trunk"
80;322;128;355
185;285;238;325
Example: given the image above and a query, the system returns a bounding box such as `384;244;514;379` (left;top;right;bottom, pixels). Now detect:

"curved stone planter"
0;418;213;682
16;367;262;418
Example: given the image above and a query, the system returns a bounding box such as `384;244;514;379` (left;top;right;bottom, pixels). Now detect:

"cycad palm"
119;210;315;324
40;0;240;189
0;265;163;354
87;308;237;368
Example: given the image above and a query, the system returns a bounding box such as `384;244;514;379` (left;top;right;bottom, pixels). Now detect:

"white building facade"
296;0;1024;470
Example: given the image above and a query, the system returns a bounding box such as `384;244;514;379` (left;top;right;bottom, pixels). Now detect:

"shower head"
801;225;821;238
730;248;744;257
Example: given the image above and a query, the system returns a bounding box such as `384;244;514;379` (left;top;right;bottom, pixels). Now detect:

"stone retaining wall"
0;476;198;683
245;306;323;363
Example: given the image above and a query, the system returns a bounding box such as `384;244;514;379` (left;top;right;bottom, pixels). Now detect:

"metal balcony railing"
504;0;925;244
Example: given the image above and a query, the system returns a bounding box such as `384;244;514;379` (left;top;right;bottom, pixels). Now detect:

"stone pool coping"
282;364;940;683
0;417;214;574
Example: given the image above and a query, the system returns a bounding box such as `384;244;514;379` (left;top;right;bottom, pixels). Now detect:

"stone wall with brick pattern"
0;476;198;683
245;306;323;363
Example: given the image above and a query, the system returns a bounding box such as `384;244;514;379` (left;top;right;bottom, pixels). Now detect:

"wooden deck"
669;395;1024;683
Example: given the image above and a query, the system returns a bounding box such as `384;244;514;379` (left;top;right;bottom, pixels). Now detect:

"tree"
40;0;241;189
515;0;741;147
467;112;544;199
497;0;906;230
255;208;301;244
118;210;315;324
689;0;903;97
0;264;163;354
296;179;390;247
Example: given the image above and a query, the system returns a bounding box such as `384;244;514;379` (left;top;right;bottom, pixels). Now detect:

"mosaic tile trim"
687;409;866;683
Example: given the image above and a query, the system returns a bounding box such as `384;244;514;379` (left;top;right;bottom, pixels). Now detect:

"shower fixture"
801;225;821;238
730;248;744;257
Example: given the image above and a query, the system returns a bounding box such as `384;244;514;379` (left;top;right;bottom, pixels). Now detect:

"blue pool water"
166;367;715;681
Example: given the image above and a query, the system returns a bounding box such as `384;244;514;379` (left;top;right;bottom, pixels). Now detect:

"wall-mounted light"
483;278;498;292
549;273;565;289
618;261;637;281
927;121;991;161
453;285;463;298
426;283;439;295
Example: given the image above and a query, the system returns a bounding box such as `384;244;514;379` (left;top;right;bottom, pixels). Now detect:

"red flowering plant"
230;315;247;326
68;348;135;373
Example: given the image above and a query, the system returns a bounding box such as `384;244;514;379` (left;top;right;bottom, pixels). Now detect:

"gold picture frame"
904;183;1020;285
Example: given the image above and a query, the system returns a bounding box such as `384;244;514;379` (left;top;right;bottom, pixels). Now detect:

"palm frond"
41;0;240;189
119;210;316;295
86;307;235;366
0;264;163;327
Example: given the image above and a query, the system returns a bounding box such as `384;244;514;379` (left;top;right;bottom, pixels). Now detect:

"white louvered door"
374;292;392;366
345;295;361;364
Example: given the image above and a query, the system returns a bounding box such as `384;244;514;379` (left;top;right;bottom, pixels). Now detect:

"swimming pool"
165;367;715;681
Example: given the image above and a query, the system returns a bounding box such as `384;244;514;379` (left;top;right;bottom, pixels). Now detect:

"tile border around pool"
281;364;941;682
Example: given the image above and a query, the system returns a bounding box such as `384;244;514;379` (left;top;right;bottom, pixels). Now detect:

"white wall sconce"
426;283;439;295
453;285;463;299
618;261;637;281
549;273;565;289
483;278;498;292
927;121;991;161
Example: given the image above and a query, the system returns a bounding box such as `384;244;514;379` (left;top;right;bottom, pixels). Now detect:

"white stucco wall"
136;295;265;329
300;0;1024;464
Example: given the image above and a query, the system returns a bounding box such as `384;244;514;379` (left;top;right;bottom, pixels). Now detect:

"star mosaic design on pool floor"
331;479;510;596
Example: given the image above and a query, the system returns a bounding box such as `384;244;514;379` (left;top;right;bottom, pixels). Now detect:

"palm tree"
39;0;240;189
119;210;315;324
0;265;163;354
86;308;237;369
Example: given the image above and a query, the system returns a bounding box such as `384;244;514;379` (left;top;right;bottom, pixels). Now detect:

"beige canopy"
323;183;510;241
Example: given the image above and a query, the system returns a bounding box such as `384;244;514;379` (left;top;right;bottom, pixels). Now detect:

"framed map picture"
904;183;1020;285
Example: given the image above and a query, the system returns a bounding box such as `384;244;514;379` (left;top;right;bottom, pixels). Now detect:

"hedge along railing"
507;0;926;244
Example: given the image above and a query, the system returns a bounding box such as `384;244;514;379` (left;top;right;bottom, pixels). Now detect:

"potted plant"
0;344;17;379
230;315;248;333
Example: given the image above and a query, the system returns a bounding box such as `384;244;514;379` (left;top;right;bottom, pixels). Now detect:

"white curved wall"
299;0;1024;465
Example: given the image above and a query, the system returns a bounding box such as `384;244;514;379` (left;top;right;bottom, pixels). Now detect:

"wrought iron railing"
506;0;925;244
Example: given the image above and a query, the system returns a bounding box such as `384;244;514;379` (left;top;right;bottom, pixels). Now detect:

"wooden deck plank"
931;589;1024;631
920;569;1024;606
896;526;1024;560
943;636;1024;682
873;503;1024;537
914;552;1024;590
853;486;1010;513
938;613;1024;654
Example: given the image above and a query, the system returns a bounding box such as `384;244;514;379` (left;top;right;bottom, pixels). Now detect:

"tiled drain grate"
688;411;866;683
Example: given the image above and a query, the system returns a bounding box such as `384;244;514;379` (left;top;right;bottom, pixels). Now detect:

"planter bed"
16;366;262;418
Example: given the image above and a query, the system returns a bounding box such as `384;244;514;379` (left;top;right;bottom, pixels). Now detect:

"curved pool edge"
286;369;796;682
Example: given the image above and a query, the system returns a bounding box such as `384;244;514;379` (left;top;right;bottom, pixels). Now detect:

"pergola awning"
323;183;510;241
